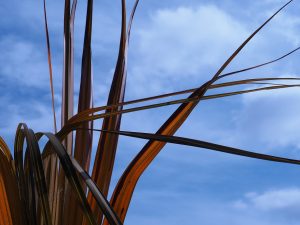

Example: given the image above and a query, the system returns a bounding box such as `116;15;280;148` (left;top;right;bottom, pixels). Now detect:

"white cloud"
0;36;60;88
250;188;300;210
271;12;300;46
234;188;300;214
128;5;249;96
233;83;300;152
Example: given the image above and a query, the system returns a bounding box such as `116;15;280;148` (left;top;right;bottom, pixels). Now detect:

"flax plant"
0;0;300;225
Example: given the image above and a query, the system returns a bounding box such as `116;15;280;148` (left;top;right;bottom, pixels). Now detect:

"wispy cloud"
127;5;249;96
232;187;300;224
0;36;54;88
234;84;300;152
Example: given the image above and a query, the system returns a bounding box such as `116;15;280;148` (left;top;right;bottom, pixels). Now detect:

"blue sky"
1;0;300;224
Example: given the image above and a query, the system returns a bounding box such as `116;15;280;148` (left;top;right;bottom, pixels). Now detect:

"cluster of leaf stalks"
0;0;300;224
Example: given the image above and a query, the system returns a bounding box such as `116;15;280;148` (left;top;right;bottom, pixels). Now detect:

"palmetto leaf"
65;42;300;125
52;0;76;223
40;131;122;225
66;0;94;224
38;132;96;225
15;124;53;225
55;1;79;223
87;1;140;224
67;77;300;125
73;0;93;174
99;130;300;165
218;46;300;79
41;2;60;222
70;157;122;225
41;134;94;225
56;82;300;136
61;0;74;154
64;41;300;124
43;0;57;134
0;137;23;225
4;121;123;225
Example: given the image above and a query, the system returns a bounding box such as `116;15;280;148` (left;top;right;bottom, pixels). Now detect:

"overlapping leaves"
0;0;300;225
